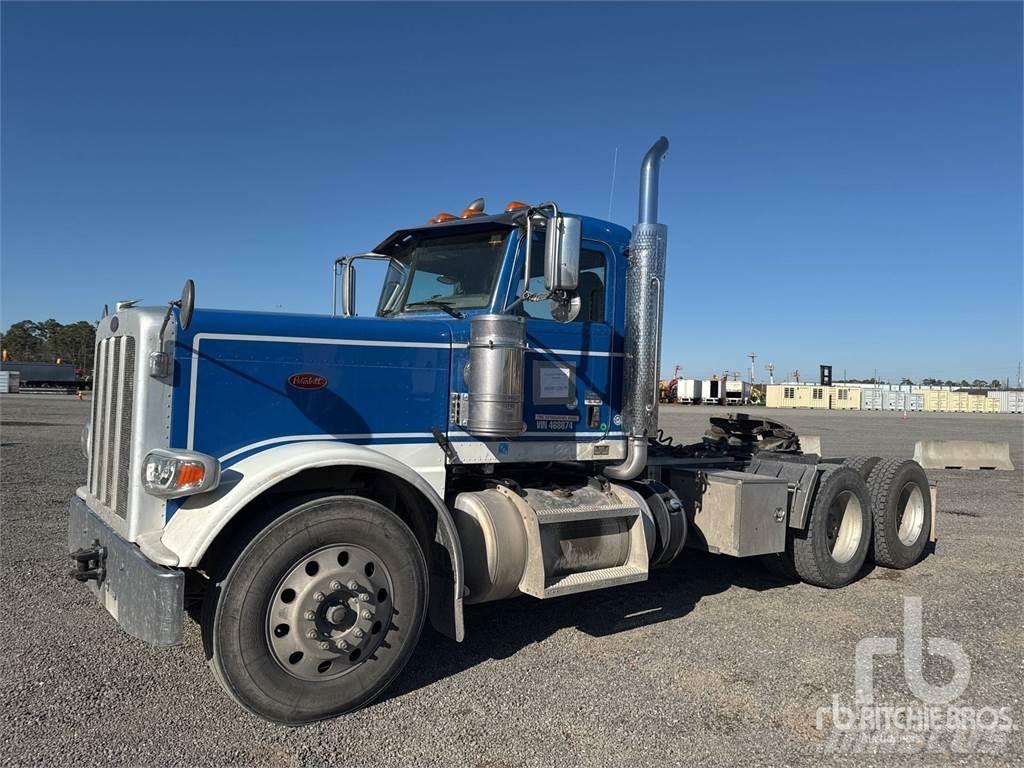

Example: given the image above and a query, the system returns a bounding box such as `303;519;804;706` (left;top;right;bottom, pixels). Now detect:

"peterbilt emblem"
288;373;327;390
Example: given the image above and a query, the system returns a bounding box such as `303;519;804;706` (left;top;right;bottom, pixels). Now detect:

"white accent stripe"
452;342;623;358
193;332;452;349
219;433;434;462
219;431;626;463
529;348;624;358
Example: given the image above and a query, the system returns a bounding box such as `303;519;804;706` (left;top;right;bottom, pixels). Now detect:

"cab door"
509;231;619;443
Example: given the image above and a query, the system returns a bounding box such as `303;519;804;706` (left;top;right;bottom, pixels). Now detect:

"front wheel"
202;495;428;724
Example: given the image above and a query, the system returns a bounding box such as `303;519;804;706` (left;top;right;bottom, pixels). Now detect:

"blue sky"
2;2;1021;383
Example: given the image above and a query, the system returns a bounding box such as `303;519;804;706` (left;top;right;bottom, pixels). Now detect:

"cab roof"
373;211;630;254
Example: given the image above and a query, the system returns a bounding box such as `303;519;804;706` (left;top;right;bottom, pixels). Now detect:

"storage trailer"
675;378;700;404
724;379;751;405
1;360;85;391
68;139;936;724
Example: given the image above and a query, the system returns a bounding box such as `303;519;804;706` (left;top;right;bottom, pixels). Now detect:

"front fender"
159;441;464;641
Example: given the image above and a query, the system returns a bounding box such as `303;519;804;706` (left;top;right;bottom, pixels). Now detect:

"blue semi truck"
69;139;935;724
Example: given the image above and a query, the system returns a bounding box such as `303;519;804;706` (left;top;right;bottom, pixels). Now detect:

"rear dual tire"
865;459;931;569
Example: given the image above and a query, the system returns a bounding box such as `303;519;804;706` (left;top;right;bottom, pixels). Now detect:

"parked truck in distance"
69;138;936;724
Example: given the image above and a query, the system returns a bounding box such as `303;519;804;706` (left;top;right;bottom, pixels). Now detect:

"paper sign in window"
533;362;576;405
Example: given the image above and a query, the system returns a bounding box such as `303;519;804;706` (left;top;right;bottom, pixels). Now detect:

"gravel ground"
1;395;1021;766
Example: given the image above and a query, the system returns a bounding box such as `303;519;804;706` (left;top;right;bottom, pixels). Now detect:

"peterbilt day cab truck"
69;138;935;724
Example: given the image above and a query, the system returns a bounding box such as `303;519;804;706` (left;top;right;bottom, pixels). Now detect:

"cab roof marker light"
505;201;529;212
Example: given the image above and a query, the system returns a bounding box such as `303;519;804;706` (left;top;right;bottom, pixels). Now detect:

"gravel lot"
2;395;1021;766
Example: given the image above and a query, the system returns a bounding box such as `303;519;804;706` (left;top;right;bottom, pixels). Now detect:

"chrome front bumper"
68;496;184;645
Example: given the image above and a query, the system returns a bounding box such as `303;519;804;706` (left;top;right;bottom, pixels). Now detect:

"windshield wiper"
403;299;464;319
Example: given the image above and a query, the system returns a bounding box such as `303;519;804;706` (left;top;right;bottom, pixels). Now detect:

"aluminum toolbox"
663;468;789;557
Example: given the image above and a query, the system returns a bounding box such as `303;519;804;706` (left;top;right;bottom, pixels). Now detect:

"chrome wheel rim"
896;483;926;546
826;491;864;564
266;544;394;682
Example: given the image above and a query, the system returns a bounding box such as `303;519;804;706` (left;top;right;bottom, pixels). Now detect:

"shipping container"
860;388;883;411
924;391;975;412
988;390;1024;413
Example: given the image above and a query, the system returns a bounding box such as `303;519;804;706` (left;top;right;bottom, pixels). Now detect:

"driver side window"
518;237;607;323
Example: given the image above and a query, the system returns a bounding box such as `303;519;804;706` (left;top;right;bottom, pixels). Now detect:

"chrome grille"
88;335;137;517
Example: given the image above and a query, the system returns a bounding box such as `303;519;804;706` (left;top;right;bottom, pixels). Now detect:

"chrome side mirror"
341;261;357;317
544;215;581;292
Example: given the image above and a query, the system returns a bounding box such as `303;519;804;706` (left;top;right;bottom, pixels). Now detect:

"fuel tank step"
542;563;648;598
533;503;640;524
497;482;651;599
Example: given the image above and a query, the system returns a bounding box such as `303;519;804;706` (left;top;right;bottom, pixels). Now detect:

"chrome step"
542;564;648;598
533;503;640;524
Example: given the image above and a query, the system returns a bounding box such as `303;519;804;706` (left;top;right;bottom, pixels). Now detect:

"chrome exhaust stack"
605;137;669;481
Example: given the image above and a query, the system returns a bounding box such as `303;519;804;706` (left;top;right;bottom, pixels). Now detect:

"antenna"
747;352;757;384
790;369;801;383
606;146;619;220
765;362;775;385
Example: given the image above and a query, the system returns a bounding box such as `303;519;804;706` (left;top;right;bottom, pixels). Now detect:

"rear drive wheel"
842;455;882;480
867;458;931;569
792;466;872;588
202;495;428;724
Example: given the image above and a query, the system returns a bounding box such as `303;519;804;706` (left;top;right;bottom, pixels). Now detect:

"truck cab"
69;138;935;724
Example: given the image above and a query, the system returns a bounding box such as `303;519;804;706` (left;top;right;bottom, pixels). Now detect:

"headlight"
81;423;91;459
141;449;220;498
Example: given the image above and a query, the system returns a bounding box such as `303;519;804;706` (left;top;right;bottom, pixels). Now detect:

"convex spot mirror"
179;279;195;331
544;215;581;292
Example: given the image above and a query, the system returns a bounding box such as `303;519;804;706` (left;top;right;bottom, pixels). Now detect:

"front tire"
792;466;872;588
202;495;428;724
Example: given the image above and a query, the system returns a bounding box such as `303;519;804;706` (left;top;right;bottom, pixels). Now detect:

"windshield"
377;228;510;316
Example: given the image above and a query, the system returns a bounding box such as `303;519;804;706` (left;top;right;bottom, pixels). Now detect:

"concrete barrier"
913;440;1014;471
799;435;822;455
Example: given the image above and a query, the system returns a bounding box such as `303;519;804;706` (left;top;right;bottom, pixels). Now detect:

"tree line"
1;319;97;373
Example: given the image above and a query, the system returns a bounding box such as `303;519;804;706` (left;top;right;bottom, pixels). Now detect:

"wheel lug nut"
313;592;325;602
361;610;371;620
348;580;359;590
306;630;317;639
319;641;330;650
339;640;349;650
358;593;370;602
353;628;364;639
304;611;316;620
330;580;342;591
